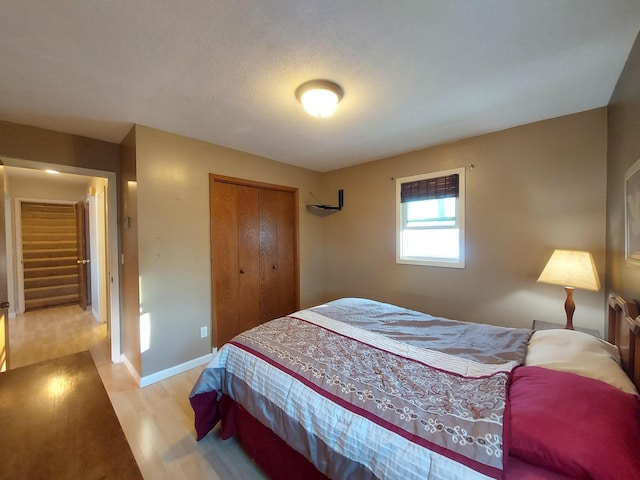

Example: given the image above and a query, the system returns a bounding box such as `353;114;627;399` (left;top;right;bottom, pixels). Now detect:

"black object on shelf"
308;189;343;211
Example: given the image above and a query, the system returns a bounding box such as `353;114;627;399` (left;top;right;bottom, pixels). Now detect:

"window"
396;168;465;268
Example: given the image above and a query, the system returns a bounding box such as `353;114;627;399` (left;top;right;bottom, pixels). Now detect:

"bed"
190;296;640;480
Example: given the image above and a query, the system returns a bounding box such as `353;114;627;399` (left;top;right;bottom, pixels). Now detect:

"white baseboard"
119;352;214;388
139;353;213;388
121;354;141;385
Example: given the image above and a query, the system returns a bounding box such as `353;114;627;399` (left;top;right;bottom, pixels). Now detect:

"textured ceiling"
0;1;639;172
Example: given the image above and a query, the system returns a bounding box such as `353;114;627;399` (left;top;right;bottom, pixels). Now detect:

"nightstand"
532;320;601;338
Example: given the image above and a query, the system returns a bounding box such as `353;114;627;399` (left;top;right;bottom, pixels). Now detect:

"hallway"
8;305;108;369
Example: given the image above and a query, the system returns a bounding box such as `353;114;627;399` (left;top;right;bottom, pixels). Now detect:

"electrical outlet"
200;326;208;339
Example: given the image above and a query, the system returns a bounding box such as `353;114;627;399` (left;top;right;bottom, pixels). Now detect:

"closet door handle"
239;268;246;274
272;265;278;270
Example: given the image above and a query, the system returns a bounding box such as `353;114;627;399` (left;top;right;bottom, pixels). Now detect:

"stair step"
25;294;79;311
24;265;78;278
22;240;77;250
22;217;76;227
23;257;78;268
22;232;76;242
25;284;79;300
21;225;76;235
24;274;79;289
22;202;75;213
21;211;75;220
22;248;78;259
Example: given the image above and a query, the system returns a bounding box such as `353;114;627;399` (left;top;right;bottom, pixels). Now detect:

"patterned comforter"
190;299;532;480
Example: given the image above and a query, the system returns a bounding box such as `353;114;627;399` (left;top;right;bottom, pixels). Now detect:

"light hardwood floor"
99;360;268;479
9;304;109;369
7;305;268;480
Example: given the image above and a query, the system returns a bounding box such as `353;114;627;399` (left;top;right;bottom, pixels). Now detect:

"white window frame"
396;167;465;268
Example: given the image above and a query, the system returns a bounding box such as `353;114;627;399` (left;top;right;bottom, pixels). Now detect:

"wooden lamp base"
564;286;576;330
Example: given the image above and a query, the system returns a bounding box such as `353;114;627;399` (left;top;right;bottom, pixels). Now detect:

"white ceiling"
0;1;639;173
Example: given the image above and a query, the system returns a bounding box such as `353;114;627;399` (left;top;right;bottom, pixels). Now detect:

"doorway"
1;161;121;368
20;201;83;311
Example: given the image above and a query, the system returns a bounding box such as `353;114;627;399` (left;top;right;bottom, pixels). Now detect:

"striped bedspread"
191;302;529;479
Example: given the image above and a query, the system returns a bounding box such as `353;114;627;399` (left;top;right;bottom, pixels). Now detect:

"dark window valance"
400;173;459;203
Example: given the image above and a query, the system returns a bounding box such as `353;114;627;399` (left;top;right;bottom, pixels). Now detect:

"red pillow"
509;366;640;480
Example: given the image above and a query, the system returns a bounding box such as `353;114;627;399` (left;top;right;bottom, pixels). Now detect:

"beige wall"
607;31;640;303
119;127;141;374
6;173;88;201
134;126;324;377
321;109;608;332
0;120;120;174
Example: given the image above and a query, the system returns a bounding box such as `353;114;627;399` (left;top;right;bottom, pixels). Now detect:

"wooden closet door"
236;186;260;335
259;189;296;323
211;182;259;348
211;174;299;349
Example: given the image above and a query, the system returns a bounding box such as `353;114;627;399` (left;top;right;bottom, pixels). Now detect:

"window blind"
400;173;459;203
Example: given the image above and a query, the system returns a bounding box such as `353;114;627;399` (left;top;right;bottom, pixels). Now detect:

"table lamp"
536;249;601;329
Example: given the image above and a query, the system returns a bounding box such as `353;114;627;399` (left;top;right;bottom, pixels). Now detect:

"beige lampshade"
537;249;601;291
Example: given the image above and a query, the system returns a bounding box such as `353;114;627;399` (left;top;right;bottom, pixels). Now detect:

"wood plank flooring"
6;305;268;480
8;304;108;369
99;361;268;479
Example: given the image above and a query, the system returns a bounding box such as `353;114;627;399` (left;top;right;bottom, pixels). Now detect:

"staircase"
21;202;79;311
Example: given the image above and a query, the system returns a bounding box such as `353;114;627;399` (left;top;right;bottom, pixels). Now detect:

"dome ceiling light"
295;80;343;118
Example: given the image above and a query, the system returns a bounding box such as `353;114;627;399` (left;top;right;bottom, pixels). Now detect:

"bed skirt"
219;394;328;480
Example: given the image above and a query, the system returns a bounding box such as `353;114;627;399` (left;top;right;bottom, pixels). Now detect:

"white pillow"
525;329;638;395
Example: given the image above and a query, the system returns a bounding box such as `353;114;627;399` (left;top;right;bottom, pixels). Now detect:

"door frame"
15;198;78;314
0;164;8;372
75;200;90;311
2;160;121;364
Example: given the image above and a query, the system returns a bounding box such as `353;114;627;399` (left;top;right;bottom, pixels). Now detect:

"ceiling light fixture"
45;169;60;175
295;80;343;118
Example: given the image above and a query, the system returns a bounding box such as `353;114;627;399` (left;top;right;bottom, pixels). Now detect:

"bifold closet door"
212;182;260;348
211;174;299;349
259;189;296;323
